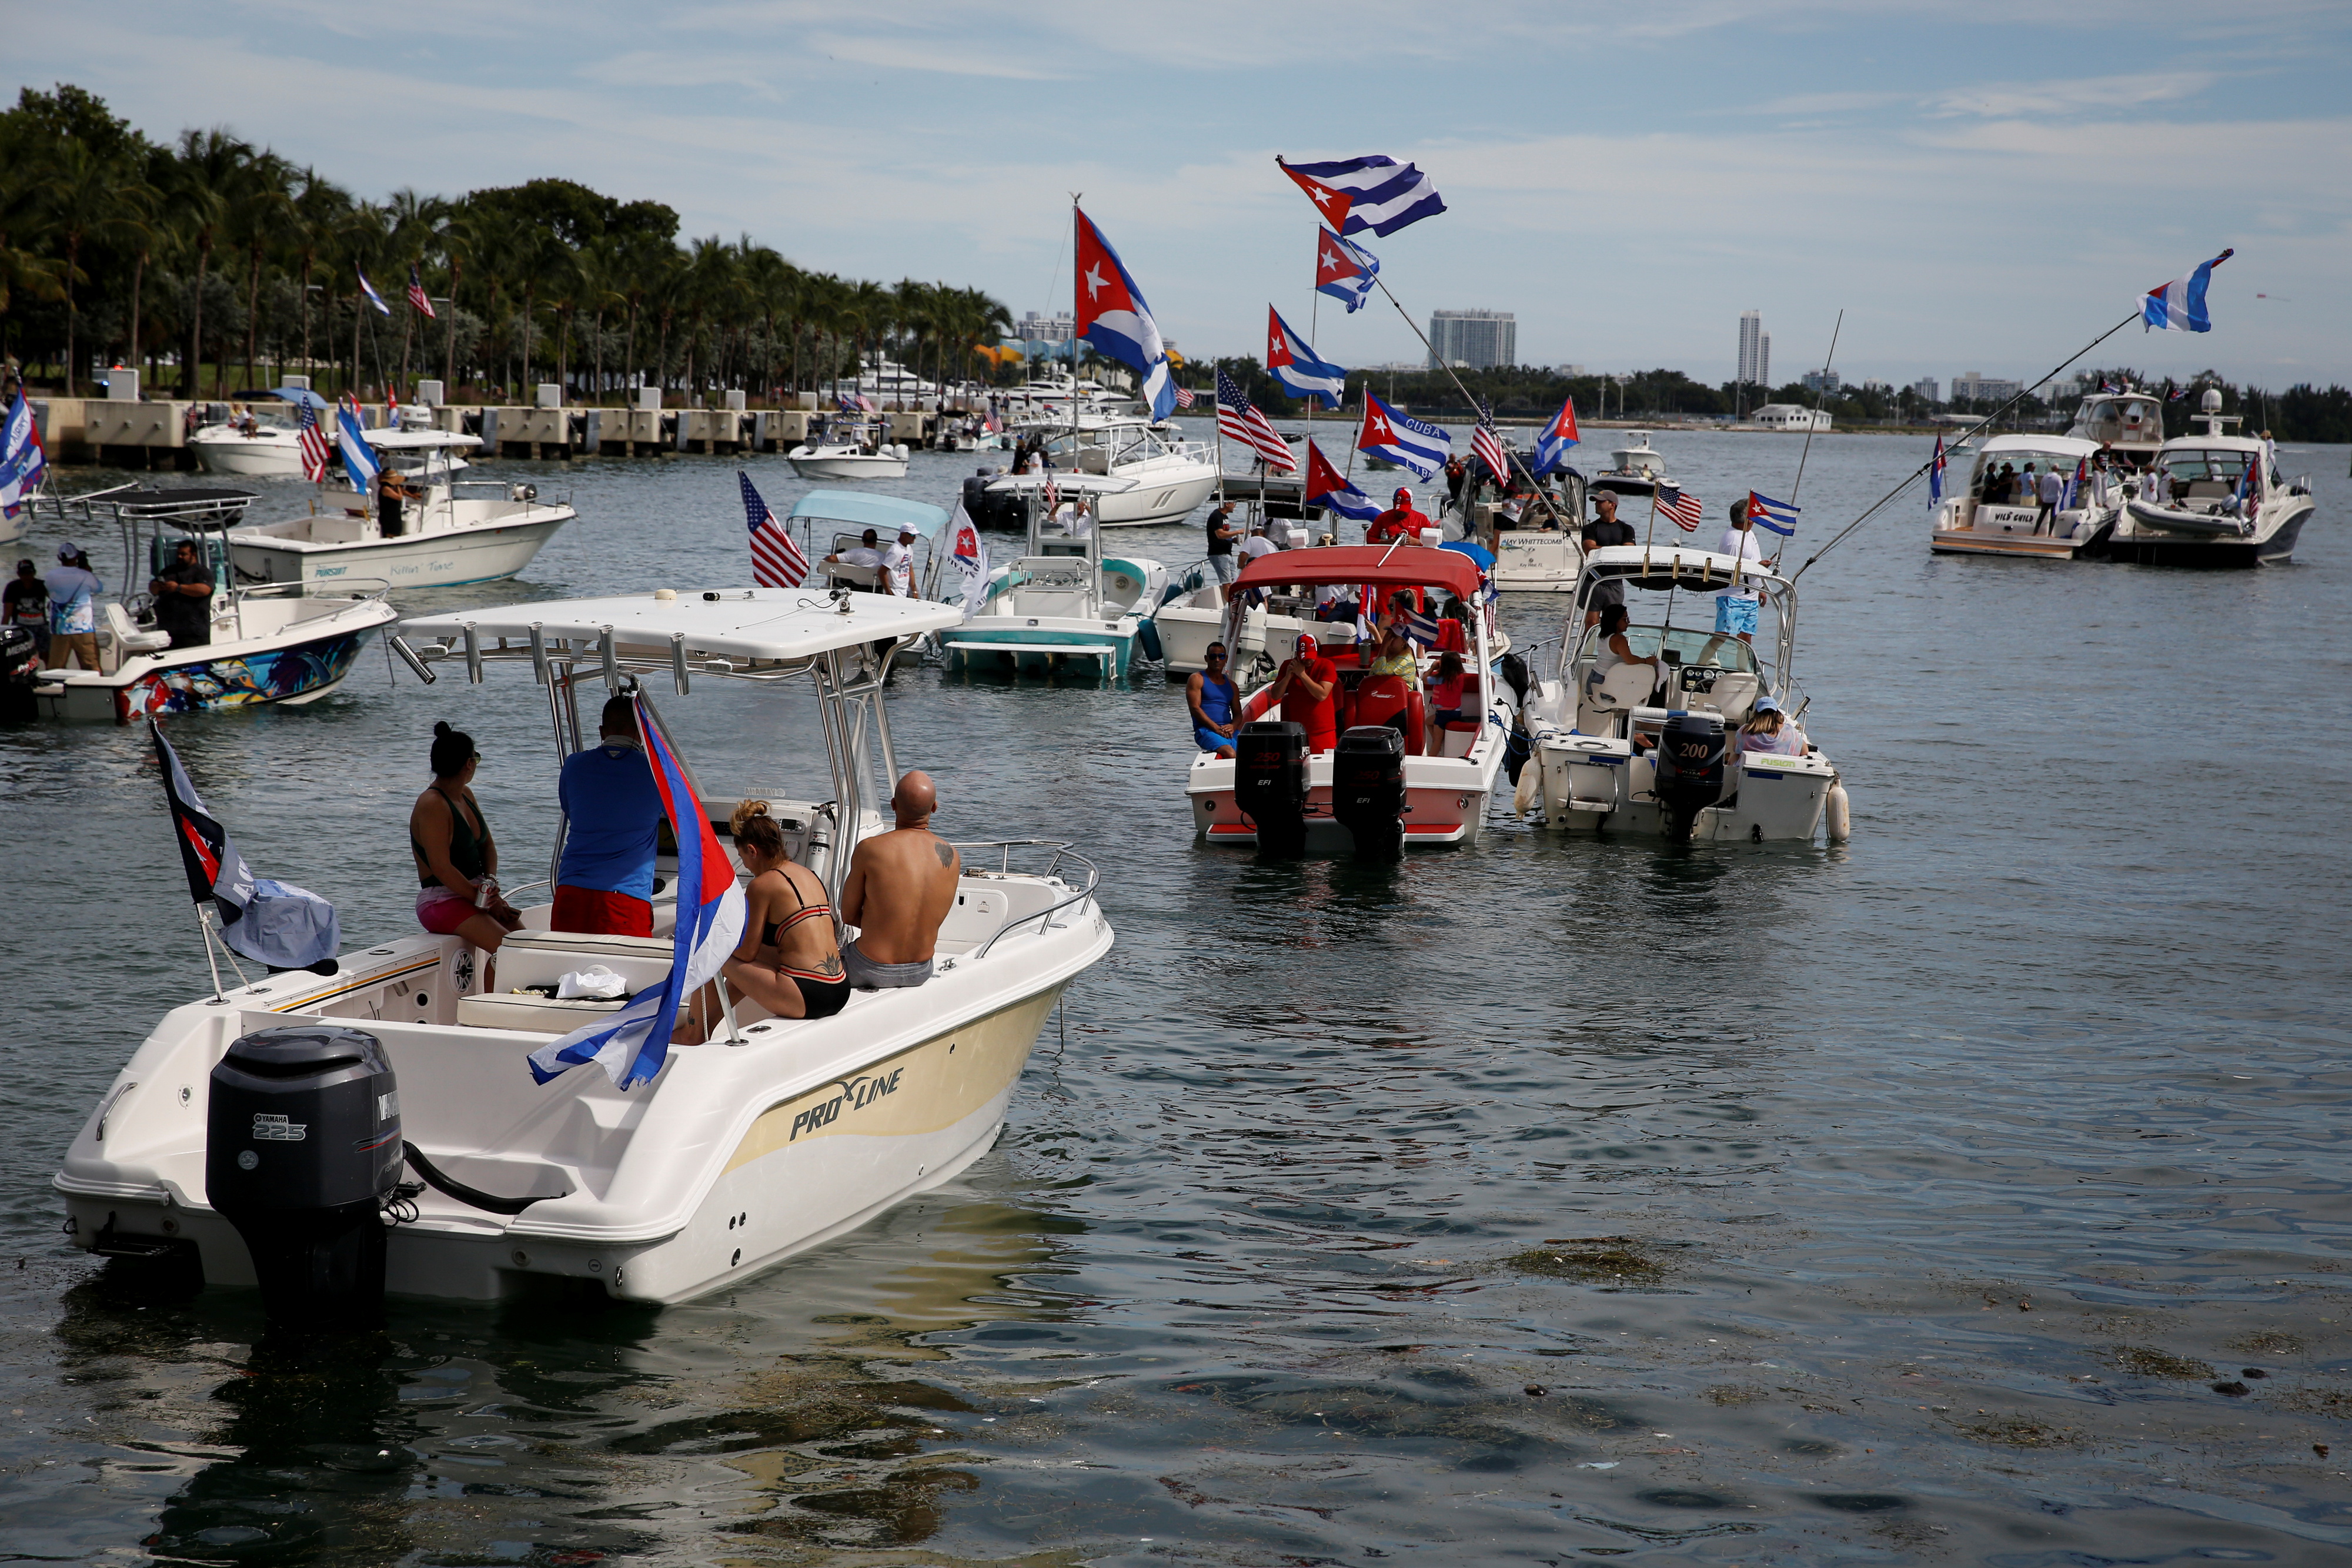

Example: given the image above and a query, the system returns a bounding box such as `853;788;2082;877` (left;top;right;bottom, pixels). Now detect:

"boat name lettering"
313;566;346;576
251;1113;306;1142
787;1066;907;1142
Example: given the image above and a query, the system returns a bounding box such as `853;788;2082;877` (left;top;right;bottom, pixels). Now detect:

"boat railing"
950;839;1100;958
236;576;394;603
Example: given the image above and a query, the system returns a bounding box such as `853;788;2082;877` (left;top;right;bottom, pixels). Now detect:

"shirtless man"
838;770;961;989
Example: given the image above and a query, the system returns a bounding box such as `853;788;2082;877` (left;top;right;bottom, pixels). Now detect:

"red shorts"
552;885;654;937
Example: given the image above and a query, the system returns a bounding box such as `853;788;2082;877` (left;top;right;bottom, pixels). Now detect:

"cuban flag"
1928;434;1946;504
1073;208;1177;422
531;698;746;1091
947;500;988;620
1357;390;1451;480
1267;306;1345;409
1304;438;1379;522
1279;155;1448;238
1314;228;1379;314
335;397;380;493
356;268;392;317
0;390;49;519
2142;248;2231;333
1745;491;1802;537
1528;397;1579;477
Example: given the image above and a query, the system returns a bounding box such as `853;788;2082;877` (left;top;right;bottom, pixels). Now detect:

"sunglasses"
1206;650;1227;660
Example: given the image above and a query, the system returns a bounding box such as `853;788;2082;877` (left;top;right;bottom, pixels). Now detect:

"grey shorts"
1208;554;1238;585
841;937;934;990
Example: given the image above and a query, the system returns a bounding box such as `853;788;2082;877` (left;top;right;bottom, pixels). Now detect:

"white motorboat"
2104;392;2317;567
191;407;477;480
1150;557;1332;680
946;474;1165;680
1006;413;1219;527
788;417;911;480
1515;545;1847;843
1488;482;1590;594
56;587;1114;1308
226;438;572;591
786;489;952;605
2065;383;2169;467
1929;434;2120;560
1186;544;1516;854
27;488;397;723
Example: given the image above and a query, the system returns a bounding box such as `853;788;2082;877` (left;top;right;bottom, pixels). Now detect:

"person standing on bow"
1579;489;1636;631
1699;499;1766;666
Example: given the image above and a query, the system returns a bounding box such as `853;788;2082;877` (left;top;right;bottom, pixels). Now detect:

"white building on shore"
1753;404;1832;431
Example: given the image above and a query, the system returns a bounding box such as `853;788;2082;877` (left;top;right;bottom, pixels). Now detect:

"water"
5;428;2350;1565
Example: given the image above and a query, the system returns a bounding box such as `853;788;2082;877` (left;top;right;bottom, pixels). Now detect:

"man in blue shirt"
553;695;666;935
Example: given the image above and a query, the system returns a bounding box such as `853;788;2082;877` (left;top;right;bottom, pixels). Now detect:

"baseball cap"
56;541;79;562
1393;486;1412;502
1752;695;1782;715
1295;633;1318;658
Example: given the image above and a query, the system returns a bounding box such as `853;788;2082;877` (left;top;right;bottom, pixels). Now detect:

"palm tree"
35;141;150;396
383;186;439;396
226;151;293;394
170;127;252;398
738;244;796;403
334;200;391;397
285;168;348;384
428;205;474;393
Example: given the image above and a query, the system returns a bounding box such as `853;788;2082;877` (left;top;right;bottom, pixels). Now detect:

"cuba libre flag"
1304;439;1379;522
531;700;746;1091
1929;434;1947;504
1073;208;1177;422
1267;306;1345;409
1279;155;1446;238
152;720;257;920
2142;248;2231;333
948;500;989;621
1529;397;1579;477
1357;390;1451;480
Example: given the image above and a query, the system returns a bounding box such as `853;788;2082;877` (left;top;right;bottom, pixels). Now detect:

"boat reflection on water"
47;1175;1091;1561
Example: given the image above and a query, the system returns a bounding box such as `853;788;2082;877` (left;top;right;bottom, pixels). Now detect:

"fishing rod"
1793;306;2149;582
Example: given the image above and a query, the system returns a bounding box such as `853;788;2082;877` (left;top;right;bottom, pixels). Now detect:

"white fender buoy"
1826;783;1852;842
1514;755;1541;817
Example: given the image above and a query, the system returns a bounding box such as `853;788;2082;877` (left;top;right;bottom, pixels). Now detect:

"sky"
12;0;2351;391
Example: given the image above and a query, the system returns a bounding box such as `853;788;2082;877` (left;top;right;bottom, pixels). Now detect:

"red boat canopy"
1229;543;1484;600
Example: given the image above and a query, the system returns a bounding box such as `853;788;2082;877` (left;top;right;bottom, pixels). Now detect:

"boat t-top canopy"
984;473;1140;496
1976;434;2102;462
787;490;951;538
362;429;485;452
1230;543;1485;600
1578;544;1790;596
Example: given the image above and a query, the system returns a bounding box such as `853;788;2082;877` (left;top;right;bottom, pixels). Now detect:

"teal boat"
943;474;1166;680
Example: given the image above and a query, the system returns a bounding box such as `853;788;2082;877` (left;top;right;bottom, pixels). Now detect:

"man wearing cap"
1366;487;1428;546
1578;490;1635;630
1269;633;1339;753
43;543;105;673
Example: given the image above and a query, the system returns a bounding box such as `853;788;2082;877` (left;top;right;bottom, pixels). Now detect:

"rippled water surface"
5;427;2351;1566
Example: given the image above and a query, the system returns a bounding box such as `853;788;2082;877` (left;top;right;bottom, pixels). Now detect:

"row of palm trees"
0;87;1020;407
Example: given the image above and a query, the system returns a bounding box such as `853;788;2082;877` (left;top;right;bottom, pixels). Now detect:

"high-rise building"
1427;310;1516;370
1019;310;1075;342
1909;376;1940;403
1951;371;2022;405
1802;368;1842;394
1738;311;1771;387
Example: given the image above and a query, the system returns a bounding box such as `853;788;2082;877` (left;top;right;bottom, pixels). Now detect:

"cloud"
1925;71;2216;118
808;32;1063;81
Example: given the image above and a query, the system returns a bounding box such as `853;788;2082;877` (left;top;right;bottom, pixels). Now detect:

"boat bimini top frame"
392;585;964;911
1561;544;1805;710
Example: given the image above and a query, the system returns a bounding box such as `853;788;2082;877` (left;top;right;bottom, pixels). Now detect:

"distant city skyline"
1427;310;1516;372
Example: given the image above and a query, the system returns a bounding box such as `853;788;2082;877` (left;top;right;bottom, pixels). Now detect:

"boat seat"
455;990;634;1034
105;602;172;657
503;929;676;961
1576;661;1652;739
1683;670;1759;725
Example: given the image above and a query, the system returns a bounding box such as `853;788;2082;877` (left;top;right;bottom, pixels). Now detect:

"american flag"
408;266;436;319
295;399;330;483
1655;483;1704;532
1471;423;1509;484
739;472;809;587
1173;385;1195;409
1216;368;1295;472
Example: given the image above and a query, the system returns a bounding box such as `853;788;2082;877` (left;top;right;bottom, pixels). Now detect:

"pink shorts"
416;886;479;935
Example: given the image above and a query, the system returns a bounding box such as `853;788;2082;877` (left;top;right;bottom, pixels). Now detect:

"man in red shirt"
1269;633;1339;752
1365;487;1429;545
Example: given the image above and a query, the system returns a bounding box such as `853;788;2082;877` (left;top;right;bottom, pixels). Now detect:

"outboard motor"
961;471;994;522
1331;725;1407;860
1235;719;1309;858
1652;711;1728;842
205;1025;403;1326
0;624;39;725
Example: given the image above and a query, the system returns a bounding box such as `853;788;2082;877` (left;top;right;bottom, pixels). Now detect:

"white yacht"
2064;384;2168;467
1929;434;2120;560
947;474;1166;680
191;406;476;480
56;587;1113;1308
787;417;911;480
1006;413;1219;526
227;439;572;590
1515;545;1847;843
2106;392;2317;567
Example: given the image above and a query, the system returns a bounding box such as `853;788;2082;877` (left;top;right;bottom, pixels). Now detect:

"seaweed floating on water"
1505;1238;1671;1285
2101;1346;2216;1380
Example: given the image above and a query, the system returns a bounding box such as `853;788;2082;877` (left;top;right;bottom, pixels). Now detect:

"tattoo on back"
934;841;957;869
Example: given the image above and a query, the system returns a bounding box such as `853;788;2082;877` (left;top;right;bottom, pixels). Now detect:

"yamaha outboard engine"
0;625;38;726
205;1025;403;1326
1652;711;1728;842
1235;720;1309;858
1331;725;1407;860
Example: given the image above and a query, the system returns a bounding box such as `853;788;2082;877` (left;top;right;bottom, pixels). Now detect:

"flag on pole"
1471;424;1509;485
1314;227;1379;314
531;698;746;1089
2141;248;2231;333
1266;306;1346;409
357;268;392;316
295;398;330;483
1073;207;1177;422
1173;386;1195;409
335;397;380;493
1217;369;1295;472
152;720;343;968
1278;155;1447;238
408;266;436;318
1928;434;1947;504
1744;491;1802;537
2060;458;2087;513
153;720;258;919
1528;397;1580;478
1304;438;1378;521
739;472;810;587
2167;380;2191;402
0;390;49;519
1356;390;1451;480
947;501;988;621
1655;483;1704;532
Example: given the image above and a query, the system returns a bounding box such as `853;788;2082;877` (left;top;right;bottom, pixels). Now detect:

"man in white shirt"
1238;520;1283;566
882;526;916;597
826;528;887;590
2035;465;2064;533
1701;499;1766;663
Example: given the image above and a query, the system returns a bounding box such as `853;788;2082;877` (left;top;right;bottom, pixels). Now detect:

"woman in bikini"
409;721;524;952
713;801;852;1024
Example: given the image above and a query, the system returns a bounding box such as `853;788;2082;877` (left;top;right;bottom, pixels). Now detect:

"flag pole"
197;905;228;1003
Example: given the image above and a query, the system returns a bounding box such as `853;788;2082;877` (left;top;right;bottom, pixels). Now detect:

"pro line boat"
787;417;911;480
946;474;1165;680
28;488;396;723
1516;545;1847;843
2104;392;2317;567
790;489;951;604
1188;544;1516;853
226;440;573;591
1929;434;2120;560
56;587;1112;1308
1000;413;1220;527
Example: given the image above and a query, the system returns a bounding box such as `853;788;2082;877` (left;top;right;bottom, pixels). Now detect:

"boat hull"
1187;727;1508;851
1154;602;1323;677
1095;469;1218;527
229;512;570;590
34;601;397;723
787;452;909;480
944;622;1135;679
1531;734;1835;842
2105;499;2312;567
190;433;307;476
1492;529;1585;593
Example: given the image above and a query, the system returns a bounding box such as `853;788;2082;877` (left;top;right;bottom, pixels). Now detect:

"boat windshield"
2156;449;2257;483
1593;623;1762;674
1972;449;2086;482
